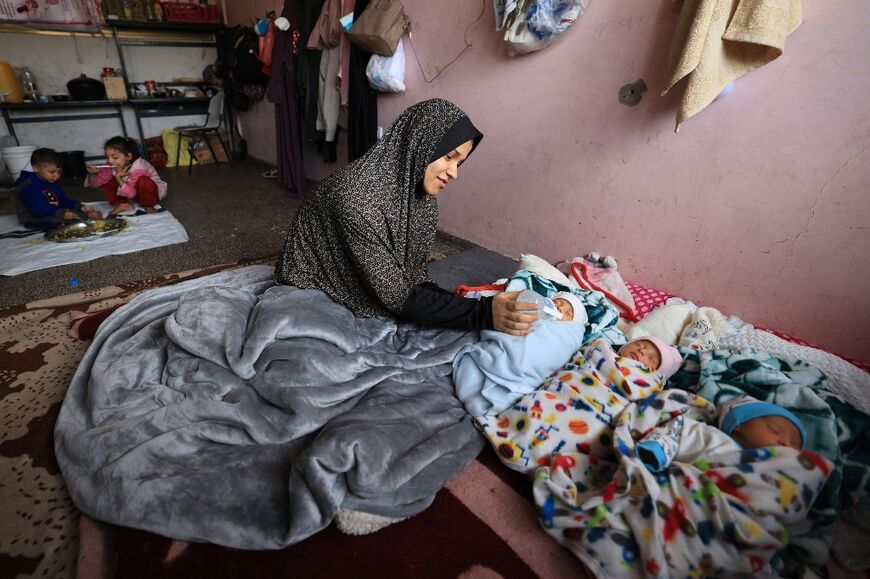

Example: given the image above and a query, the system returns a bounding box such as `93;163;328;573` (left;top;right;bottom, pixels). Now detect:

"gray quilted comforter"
55;265;484;548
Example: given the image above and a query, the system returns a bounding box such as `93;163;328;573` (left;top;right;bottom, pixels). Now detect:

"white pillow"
517;253;578;288
623;303;694;345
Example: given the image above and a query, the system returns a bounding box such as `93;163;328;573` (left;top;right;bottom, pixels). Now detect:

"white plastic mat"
0;202;189;276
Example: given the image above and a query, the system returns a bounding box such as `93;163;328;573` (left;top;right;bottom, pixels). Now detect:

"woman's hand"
492;291;539;336
115;165;129;182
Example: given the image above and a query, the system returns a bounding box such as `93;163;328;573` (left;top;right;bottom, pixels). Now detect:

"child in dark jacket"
15;148;102;228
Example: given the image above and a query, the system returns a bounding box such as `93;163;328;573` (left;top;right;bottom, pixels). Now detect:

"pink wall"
224;0;870;361
376;0;870;361
222;0;281;164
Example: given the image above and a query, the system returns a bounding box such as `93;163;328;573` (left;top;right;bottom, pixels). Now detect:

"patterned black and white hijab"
276;98;483;317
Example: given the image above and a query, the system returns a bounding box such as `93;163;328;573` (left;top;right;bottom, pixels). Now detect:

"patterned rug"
3;235;573;579
0;255;282;579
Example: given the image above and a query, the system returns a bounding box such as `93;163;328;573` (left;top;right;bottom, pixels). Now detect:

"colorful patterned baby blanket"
668;347;870;574
478;340;838;577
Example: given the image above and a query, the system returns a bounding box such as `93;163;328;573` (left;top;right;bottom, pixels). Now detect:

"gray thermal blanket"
54;265;484;549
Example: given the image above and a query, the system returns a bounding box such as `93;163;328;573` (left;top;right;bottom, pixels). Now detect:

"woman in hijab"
275;98;536;335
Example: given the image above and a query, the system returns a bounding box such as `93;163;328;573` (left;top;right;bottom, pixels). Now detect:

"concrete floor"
0;159;299;308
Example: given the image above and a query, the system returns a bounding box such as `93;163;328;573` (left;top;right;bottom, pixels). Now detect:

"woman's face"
422;139;474;197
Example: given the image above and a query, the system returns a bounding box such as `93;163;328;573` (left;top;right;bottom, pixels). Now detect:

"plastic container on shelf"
0;61;23;103
3;145;38;181
152;0;164;22
516;289;563;321
161;2;220;24
17;67;39;101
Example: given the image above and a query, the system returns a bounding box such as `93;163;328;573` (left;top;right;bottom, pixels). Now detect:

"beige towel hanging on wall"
662;0;802;131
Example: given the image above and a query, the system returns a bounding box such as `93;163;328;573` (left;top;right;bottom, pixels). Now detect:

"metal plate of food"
45;217;128;243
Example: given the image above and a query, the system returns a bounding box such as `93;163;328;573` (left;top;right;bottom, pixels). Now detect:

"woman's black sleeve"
398;282;494;330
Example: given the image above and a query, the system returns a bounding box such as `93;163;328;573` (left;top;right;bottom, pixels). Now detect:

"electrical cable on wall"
72;32;84;65
406;0;486;83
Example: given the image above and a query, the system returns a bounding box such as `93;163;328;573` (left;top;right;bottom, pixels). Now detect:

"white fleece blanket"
624;302;870;414
0;202;188;276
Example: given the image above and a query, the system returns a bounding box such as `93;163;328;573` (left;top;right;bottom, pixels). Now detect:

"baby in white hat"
550;291;586;323
454;289;588;416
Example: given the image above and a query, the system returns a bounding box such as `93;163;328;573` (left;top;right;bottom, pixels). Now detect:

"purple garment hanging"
348;0;378;162
267;2;306;197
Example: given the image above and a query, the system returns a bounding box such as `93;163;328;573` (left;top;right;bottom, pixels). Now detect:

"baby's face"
553;298;574;321
617;340;661;371
732;416;801;449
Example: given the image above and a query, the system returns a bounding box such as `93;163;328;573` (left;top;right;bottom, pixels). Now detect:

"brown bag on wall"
346;0;410;56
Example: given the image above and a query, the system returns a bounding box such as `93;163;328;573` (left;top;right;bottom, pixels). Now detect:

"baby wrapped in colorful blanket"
636;394;807;473
531;389;831;579
477;337;832;577
475;336;683;472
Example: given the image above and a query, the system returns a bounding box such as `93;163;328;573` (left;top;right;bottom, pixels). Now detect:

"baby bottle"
516;289;562;321
17;66;39;101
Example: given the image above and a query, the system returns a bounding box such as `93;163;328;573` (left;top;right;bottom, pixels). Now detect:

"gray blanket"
54;265;484;549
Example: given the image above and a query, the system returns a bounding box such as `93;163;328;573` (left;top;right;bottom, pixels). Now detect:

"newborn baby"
616;336;683;383
475;336;683;473
453;290;588;416
637;394;806;472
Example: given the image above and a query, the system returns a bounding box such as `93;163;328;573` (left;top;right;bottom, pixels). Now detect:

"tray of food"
45;217;128;243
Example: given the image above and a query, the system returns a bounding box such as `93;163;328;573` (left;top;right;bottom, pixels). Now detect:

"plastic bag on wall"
495;0;591;55
366;39;406;92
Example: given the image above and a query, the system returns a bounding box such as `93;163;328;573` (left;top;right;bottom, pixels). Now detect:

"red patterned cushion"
624;282;675;319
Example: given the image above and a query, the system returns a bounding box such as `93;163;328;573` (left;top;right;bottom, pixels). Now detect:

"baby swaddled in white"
453;291;588;416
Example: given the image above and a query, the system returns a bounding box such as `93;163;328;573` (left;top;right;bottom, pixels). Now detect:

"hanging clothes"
316;45;341;142
295;0;325;143
266;1;306;197
662;0;802;131
307;0;343;49
347;0;378;163
308;0;348;147
338;0;356;107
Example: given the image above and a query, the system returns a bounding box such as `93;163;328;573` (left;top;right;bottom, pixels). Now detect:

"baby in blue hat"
636;393;805;473
717;395;805;450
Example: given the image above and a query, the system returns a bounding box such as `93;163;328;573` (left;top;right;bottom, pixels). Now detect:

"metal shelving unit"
109;21;222;149
0;100;129;162
0;21;230;158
